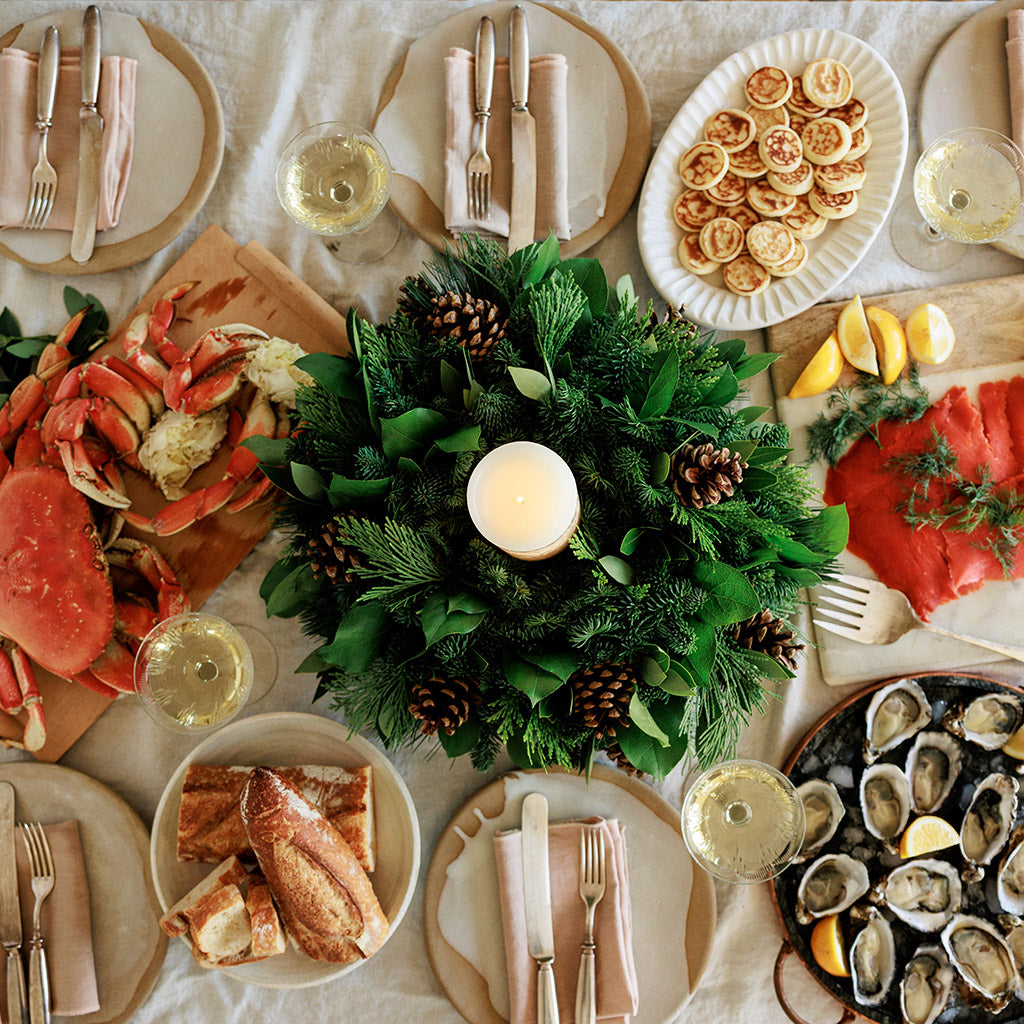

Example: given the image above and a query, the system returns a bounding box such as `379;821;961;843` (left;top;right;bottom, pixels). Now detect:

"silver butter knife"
507;4;536;252
0;784;28;1024
522;792;559;1024
70;5;103;264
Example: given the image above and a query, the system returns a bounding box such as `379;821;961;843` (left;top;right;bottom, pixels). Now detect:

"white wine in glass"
681;759;805;884
134;612;254;733
276;122;400;264
891;127;1024;271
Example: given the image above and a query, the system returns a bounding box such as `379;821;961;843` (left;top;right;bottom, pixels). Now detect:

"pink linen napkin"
444;46;570;241
1008;11;1024;151
0;821;99;1016
494;816;638;1024
0;46;136;231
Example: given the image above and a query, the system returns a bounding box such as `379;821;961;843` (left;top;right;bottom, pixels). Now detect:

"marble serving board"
767;273;1024;687
1;225;349;760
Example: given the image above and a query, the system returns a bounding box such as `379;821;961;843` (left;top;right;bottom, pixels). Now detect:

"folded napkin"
444;46;570;241
494;816;638;1024
1008;11;1024;151
0;820;99;1016
0;46;137;231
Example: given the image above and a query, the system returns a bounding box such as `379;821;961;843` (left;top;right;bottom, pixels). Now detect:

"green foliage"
259;236;843;776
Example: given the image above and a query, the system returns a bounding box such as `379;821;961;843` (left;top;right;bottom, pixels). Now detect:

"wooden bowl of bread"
149;712;420;988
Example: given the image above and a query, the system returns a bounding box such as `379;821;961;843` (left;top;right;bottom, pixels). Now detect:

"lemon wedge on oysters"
836;295;879;375
810;914;850;978
899;815;959;858
787;331;844;399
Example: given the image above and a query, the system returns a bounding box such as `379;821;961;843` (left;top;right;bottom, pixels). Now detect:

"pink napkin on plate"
0;46;136;231
444;46;570;241
1007;11;1024;150
0;820;99;1016
494;816;638;1024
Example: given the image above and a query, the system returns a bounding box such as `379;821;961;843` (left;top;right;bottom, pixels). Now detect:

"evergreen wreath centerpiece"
251;237;847;777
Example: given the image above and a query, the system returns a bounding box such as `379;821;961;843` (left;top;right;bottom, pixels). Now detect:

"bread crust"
241;767;389;963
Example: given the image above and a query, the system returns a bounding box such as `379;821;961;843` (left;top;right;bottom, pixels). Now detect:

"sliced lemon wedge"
836;295;879;375
906;303;956;364
899;815;959;858
787;331;844;399
864;305;907;385
1003;724;1024;760
810;914;850;978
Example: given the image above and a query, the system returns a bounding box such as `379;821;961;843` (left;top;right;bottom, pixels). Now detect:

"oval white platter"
637;28;908;331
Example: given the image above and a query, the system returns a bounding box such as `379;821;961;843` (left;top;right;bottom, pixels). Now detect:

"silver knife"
521;792;559;1024
70;5;103;264
507;4;536;252
0;783;28;1024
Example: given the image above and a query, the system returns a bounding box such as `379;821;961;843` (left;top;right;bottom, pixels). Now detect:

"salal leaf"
628;692;670;746
639;348;680;420
291;462;326;499
693;559;761;626
320;601;387;672
508;365;552;399
295;352;361;398
439;719;483;757
380;407;448;459
328;474;391;505
421;593;486;646
240;435;289;466
503;650;566;706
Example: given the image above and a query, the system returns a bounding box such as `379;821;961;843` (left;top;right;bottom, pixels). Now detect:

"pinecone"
571;661;636;739
426;291;507;361
733;610;804;671
669;442;747;509
308;518;364;584
602;741;645;778
409;673;480;736
644;302;687;330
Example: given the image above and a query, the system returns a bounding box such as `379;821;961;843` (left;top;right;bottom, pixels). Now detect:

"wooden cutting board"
767;272;1024;686
2;225;349;760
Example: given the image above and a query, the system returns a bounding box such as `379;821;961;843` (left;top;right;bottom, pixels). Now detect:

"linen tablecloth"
0;3;1018;1023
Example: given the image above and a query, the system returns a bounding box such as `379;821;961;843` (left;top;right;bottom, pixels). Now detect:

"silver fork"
575;826;606;1024
466;15;494;221
815;573;1024;662
24;26;60;231
20;823;54;1024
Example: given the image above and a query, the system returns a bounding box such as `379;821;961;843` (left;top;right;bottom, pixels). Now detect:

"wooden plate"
0;8;223;275
372;0;651;257
0;762;167;1024
423;766;715;1024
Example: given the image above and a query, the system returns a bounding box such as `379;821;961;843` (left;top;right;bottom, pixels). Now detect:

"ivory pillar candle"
466;441;580;560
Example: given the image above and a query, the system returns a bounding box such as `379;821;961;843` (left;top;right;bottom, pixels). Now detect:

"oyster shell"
860;763;910;845
882;859;961;932
944;692;1024;750
850;907;896;1007
900;945;954;1024
905;731;962;814
960;772;1019;871
865;679;931;763
796;853;870;925
997;913;1024;998
795;779;845;860
997;824;1024;915
941;913;1018;1011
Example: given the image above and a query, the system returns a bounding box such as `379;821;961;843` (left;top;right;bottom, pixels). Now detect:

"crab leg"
147;281;198;365
99;355;166;420
0;647;46;752
106;539;190;619
0;329;77;447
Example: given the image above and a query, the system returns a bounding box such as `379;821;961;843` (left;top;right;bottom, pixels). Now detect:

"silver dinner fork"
24;26;60;231
466;15;494;221
575;826;606;1024
814;573;1024;662
20;823;54;1024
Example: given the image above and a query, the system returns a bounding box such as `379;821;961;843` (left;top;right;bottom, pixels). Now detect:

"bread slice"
159;856;249;938
190;884;250;957
247;874;287;960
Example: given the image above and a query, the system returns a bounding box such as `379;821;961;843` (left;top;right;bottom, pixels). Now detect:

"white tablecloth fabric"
0;2;1019;1022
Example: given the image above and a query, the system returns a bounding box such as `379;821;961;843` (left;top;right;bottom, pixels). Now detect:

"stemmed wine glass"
890;127;1024;271
681;758;806;884
276;121;401;264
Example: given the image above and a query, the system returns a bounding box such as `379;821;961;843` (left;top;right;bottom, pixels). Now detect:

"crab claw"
106;538;190;620
163;325;267;415
121;311;170;389
0;646;46;752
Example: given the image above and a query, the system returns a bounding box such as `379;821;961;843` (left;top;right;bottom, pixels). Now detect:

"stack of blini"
674;57;870;296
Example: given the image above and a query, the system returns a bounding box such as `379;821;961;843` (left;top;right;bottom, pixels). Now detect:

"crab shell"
0;466;112;677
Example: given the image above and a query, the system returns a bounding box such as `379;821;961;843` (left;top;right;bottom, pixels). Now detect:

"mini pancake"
747;178;797;216
782;194;828;239
704;109;758;153
847;125;872;161
746;220;796;267
745;66;793;109
699;216;745;262
801;117;852;166
723;204;761;232
745;104;789;136
706;170;748;206
728;141;768;179
767;236;808;277
786;75;826;118
767;160;814;196
813;159;866;194
787;112;811;138
808;183;859;220
673;189;722;230
801;58;854;108
678;233;721;275
723;254;772;296
758;125;803;174
830;97;868;131
678;141;729;190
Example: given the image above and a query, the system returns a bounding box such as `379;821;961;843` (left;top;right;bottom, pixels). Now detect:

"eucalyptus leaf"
677;419;720;439
599;555;635;585
508;365;552;399
740;466;777;490
5;339;46;359
628;692;670;746
743;648;797;680
0;309;19;337
615;702;689;778
698;371;739;408
291;462;327;499
440;360;464;403
521;234;562;286
639;655;668;688
448;591;490;615
620;527;644;556
464;380;484;410
734;351;780;381
747;445;792;467
683;620;717;684
776;564;827;587
714;337;747;365
259;557;302;603
615;275;636;308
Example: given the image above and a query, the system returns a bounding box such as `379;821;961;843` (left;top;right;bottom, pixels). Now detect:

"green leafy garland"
252;237;847;777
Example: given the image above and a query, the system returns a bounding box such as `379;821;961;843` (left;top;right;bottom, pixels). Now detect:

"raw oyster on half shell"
860;762;910;846
960;772;1019;872
796;853;870;925
795;779;845;860
850;907;897;1007
944;692;1024;750
881;859;961;932
899;945;954;1024
997;824;1024;915
864;679;931;764
905;731;962;814
941;913;1018;1011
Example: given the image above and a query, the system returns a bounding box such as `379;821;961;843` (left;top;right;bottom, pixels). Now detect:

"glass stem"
725;800;752;827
